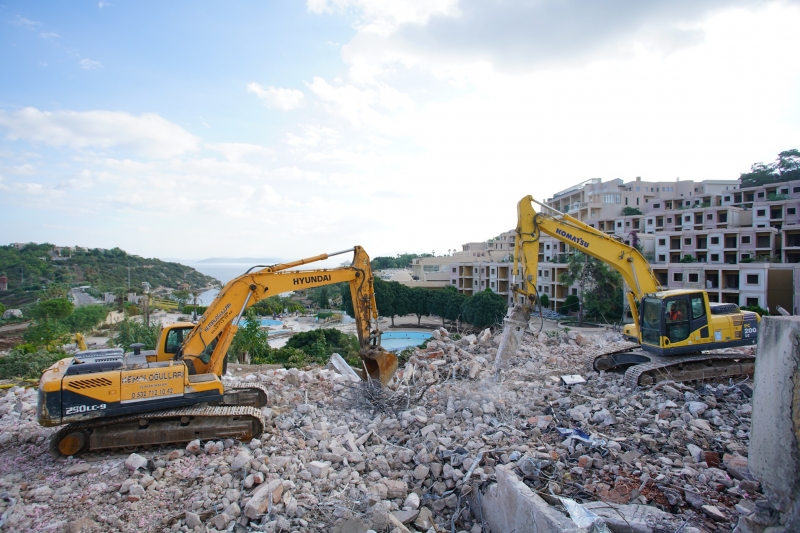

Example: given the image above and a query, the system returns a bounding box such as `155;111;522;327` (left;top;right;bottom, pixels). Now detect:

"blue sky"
2;1;800;262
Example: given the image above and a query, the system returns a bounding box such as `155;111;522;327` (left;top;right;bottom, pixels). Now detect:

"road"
70;288;101;307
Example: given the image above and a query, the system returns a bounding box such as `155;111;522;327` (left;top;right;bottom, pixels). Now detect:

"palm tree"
189;288;203;320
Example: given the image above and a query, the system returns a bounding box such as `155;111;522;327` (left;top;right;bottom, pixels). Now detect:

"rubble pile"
0;327;764;532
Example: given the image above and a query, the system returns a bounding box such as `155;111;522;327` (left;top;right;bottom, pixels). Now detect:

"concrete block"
750;316;800;531
479;465;581;533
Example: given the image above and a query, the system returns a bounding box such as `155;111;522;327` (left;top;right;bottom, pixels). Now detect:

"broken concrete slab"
480;465;582;533
581;501;675;533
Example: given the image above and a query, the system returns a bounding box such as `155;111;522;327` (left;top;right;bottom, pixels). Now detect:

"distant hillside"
0;243;218;306
196;257;281;264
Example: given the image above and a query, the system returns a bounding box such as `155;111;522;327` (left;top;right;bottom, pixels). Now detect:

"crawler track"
583;342;755;388
50;405;266;457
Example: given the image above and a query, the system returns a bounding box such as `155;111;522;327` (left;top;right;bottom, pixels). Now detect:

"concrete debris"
0;323;768;532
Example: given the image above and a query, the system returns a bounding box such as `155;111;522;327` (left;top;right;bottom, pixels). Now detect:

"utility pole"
20;265;23;286
127;267;130;289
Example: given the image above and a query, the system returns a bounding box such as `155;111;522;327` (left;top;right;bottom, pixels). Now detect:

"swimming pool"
380;331;432;351
260;319;283;327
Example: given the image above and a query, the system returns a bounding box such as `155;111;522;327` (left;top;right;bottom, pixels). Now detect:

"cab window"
691;297;705;320
164;328;191;354
665;299;689;343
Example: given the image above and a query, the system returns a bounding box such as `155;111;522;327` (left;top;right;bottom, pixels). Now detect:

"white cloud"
246;83;305;110
39;32;59;40
306;0;459;35
98;1;114;8
0;107;200;158
11;16;40;27
79;58;102;70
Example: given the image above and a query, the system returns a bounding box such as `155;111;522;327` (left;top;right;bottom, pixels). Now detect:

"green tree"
444;289;469;325
112;317;161;351
461;289;507;329
427;287;454;326
622;206;642;216
62;305;109;333
374;278;397;325
408;287;429;325
581;263;624;323
0;302;6;316
558;253;590;326
740;149;800;187
539;293;550;309
391;282;411;322
228;308;269;363
31;298;74;321
562;294;580;314
317;286;330;309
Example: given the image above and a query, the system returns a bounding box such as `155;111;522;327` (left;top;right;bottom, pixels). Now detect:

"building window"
572;288;578;295
707;214;713;220
757;209;766;216
647;219;653;224
724;196;730;201
711;253;720;261
781;188;789;195
603;194;621;204
658;238;666;245
711;237;720;245
452;280;456;284
688;273;699;283
741;236;751;244
674;273;683;282
758;192;765;198
658;255;666;262
452;268;456;273
423;265;440;272
746;297;759;307
616;222;622;227
684;238;692;245
788;208;797;215
667;217;672;223
794;186;800;193
654;203;661;209
746;274;759;284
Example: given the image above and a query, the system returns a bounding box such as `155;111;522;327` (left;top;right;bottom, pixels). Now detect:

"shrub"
0;349;66;380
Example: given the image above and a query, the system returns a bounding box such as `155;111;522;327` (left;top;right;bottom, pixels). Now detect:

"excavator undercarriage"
581;341;756;388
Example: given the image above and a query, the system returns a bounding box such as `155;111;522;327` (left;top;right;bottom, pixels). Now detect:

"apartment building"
411;176;800;314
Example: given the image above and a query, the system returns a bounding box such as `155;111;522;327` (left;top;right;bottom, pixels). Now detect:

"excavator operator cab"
639;292;709;348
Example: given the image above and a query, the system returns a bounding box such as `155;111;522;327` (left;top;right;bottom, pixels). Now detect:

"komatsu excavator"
38;246;398;456
496;196;759;387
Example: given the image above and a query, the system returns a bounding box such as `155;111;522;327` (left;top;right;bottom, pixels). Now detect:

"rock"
583;501;674;533
186;439;201;453
338;517;370;533
168;449;185;461
66;517;97;533
620;450;641;464
2;309;22;319
308;460;330;478
392;510;419;525
185;511;202;529
32;485;53;502
212;513;232;529
723;453;754;481
414;507;434;529
384;479;408;499
124;453;148;471
686;443;703;462
371;501;392;531
686;401;708;416
690;418;712;432
231;450;253;471
403;492;420;510
244;479;284;520
65;463;91;476
413;465;430;480
702;504;727;521
128;484;145;497
685;490;705;509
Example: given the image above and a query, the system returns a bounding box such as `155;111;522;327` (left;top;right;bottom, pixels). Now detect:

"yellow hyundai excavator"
495;196;759;387
38;246;398;456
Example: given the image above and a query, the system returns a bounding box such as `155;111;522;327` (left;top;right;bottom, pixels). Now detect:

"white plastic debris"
559;497;611;532
330;353;361;382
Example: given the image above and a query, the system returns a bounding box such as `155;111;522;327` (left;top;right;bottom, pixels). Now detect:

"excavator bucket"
360;348;398;387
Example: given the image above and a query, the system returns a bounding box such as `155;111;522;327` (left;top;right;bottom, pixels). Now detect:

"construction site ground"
0;321;762;533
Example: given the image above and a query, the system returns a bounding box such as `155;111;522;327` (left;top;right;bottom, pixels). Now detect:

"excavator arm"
512;196;661;332
495;196;661;373
177;246;397;385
